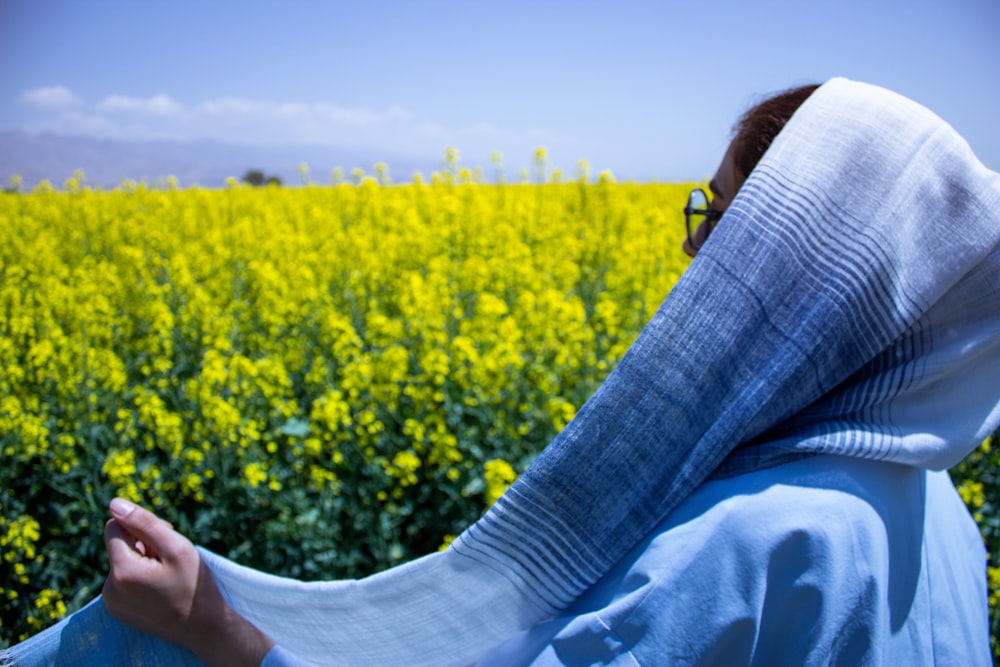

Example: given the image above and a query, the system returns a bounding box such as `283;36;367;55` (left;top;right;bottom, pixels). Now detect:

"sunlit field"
1;159;996;656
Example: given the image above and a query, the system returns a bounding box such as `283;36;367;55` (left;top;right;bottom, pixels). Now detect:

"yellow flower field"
1;165;996;656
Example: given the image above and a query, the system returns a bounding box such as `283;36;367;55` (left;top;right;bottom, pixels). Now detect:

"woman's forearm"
188;603;275;667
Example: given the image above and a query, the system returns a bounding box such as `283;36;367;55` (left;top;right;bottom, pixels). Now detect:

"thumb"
109;498;182;562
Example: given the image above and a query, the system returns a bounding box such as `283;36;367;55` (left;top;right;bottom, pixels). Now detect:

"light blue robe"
474;456;989;665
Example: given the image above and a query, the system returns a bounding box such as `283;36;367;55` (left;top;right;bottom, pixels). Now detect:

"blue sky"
2;0;998;182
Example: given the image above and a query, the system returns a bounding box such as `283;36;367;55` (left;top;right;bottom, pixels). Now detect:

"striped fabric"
5;77;999;667
453;77;1000;622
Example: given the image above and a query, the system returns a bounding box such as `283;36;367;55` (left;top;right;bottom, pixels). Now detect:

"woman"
4;78;998;666
682;84;818;258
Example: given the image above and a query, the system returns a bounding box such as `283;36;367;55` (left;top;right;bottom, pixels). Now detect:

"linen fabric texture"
4;77;999;666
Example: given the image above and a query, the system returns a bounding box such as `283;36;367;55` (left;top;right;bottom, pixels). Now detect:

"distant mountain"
0;131;438;189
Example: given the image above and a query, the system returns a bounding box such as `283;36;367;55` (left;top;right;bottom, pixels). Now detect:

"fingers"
108;498;186;563
105;518;137;556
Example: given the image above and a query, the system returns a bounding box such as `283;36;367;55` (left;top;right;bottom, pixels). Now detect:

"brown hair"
731;83;821;178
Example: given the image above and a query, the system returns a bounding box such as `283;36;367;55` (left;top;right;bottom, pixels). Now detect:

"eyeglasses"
684;188;723;251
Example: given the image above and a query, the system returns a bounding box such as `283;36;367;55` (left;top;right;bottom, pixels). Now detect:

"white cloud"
313;102;411;127
98;94;184;116
192;98;411;128
16;89;561;164
18;85;83;110
195;97;259;116
177;98;426;149
23;109;182;142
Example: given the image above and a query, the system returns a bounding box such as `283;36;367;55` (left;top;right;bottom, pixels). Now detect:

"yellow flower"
2;516;42;562
383;450;422;487
484;458;518;506
244;462;268;488
304;438;323;457
957;480;985;509
102;449;136;488
34;589;67;621
988;566;999;609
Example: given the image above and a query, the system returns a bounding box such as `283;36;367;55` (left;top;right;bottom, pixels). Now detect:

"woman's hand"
103;498;274;667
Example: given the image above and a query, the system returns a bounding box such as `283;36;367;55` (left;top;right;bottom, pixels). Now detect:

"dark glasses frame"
684;188;723;251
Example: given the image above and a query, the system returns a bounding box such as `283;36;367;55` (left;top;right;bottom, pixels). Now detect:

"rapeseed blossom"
483;458;517;506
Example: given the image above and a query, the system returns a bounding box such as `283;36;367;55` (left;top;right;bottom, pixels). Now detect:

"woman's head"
683;83;820;257
730;83;821;180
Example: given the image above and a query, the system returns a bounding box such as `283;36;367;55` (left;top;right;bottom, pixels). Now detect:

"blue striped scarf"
453;76;1000;621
